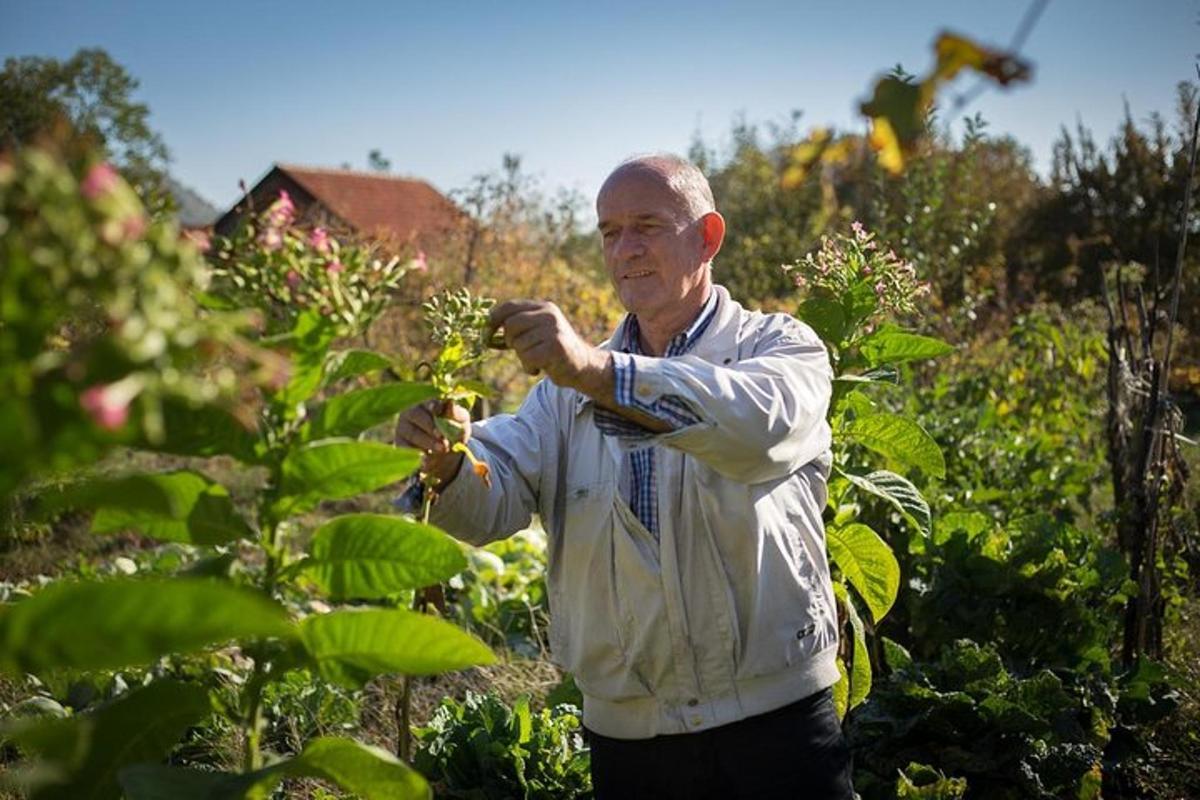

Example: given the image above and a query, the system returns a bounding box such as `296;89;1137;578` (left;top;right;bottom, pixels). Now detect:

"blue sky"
2;0;1197;214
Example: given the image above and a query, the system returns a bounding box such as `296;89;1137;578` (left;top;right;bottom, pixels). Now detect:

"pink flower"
81;163;120;200
861;265;873;276
121;214;147;241
184;229;212;253
325;259;344;274
851;220;866;238
265;189;295;228
309;227;330;253
874;280;887;297
80;382;130;430
411;249;428;273
258;227;284;251
286;269;301;288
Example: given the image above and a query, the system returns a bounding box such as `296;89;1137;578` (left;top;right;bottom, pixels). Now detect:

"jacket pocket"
551;480;656;701
733;480;838;680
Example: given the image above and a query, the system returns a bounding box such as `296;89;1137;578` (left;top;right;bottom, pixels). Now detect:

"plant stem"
242;519;282;772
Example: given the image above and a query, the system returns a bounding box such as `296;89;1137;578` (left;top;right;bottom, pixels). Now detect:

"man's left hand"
487;300;608;392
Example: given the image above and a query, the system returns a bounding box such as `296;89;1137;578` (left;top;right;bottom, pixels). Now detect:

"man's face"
596;168;707;321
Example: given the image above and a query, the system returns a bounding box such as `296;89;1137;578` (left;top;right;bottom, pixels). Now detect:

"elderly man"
395;154;853;799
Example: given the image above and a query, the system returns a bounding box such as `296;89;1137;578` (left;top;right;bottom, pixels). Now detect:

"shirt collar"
622;288;719;356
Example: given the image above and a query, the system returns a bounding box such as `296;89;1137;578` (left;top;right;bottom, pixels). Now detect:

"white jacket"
430;285;840;739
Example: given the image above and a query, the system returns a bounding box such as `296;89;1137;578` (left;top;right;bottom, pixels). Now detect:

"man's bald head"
600;154;716;222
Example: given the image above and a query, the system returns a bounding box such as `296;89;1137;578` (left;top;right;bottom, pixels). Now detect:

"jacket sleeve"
426;379;556;546
618;316;833;484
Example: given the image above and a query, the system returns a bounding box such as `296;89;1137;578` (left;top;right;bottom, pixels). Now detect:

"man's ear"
699;211;726;263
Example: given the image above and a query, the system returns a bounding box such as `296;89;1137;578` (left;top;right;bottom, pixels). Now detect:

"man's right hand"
394;400;472;487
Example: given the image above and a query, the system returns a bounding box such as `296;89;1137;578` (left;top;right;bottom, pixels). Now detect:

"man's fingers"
486;300;544;346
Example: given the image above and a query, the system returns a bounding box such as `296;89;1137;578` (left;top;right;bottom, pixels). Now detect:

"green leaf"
119;766;259;800
323;349;395;388
296;513;467;600
145;398;261;464
274;310;337;410
7;680;210;800
826;523;900;623
858;327;954;367
882;636;914;672
43;471;252;546
843;413;946;478
840;468;932;537
301;609;495;688
121;737;431;800
279;737;430;799
798;294;847;346
0;579;294;674
273;439;421;517
934;510;991;545
832;582;871;711
303;383;439;441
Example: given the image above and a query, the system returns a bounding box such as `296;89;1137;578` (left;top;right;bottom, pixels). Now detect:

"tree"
0;48;170;205
368;148;392;173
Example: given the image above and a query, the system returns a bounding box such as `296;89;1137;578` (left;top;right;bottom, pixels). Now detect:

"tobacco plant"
785;222;951;717
1;190;494;799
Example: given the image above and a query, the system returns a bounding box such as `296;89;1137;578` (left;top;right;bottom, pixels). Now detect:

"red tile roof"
275;163;462;243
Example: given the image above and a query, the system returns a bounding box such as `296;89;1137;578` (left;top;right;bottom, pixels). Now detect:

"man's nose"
613;230;644;260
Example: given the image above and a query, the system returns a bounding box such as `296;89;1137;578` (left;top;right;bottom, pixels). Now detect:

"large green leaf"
7;680;210;800
303;383;438;441
322;349;395;388
301;609;495;688
146;398;261;464
840;468;932;538
826;523;900;623
858;327;954;367
119;737;429;800
43;471;252;546
274;311;337;410
798;294;848;346
296;513;467;600
0;579;294;674
279;737;430;799
832;583;871;714
843;413;946;478
273;439;421;517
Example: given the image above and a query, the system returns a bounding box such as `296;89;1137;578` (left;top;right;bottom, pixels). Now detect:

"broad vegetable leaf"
0;579;294;674
296;513;467;600
323;348;395;388
273;310;337;410
844;413;946;478
7;680;210;800
146;398;260;463
43;470;252;546
120;736;430;800
840;468;932;538
832;583;871;713
858;327;953;367
301;609;495;688
798;294;848;346
273;439;421;517
303;383;438;441
826;523;900;623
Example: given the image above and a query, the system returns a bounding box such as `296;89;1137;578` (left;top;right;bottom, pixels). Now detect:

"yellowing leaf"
934;31;1031;86
861;30;1032;174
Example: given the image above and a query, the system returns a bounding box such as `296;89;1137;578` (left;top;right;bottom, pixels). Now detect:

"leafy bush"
849;639;1113;800
414;691;590;800
450;527;550;658
0;183;496;800
906;512;1128;673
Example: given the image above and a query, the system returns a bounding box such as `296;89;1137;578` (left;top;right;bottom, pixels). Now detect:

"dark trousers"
586;688;854;800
